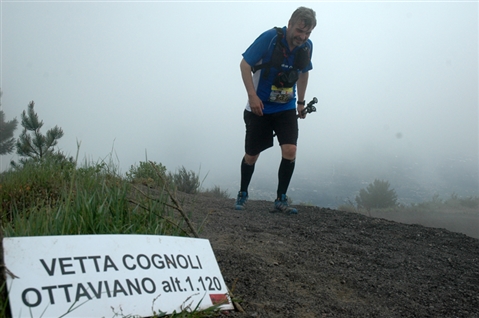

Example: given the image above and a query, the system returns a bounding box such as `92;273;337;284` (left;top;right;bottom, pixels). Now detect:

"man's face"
287;20;314;48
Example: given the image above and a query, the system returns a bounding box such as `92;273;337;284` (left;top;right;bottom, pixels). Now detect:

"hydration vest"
251;27;311;78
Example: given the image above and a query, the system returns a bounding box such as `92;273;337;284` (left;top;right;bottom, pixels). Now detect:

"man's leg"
274;144;298;214
236;153;260;210
237;110;273;210
240;153;259;193
277;144;296;199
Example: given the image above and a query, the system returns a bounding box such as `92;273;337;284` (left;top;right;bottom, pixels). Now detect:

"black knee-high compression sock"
277;157;295;198
240;157;255;193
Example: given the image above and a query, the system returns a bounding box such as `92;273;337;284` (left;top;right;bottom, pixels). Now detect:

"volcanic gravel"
180;192;479;318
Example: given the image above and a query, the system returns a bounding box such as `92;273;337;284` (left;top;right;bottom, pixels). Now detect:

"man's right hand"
249;95;264;116
240;58;264;116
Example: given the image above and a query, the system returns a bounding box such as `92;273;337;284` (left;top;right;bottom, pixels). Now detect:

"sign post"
3;234;233;317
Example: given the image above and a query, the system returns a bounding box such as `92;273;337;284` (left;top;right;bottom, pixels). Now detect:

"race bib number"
268;85;293;103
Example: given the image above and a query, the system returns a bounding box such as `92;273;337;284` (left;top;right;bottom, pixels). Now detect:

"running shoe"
274;194;298;214
235;191;248;210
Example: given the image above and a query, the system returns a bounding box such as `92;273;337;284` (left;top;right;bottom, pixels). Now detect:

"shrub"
126;161;168;187
170;166;200;194
355;179;398;210
337;203;357;213
0;155;75;221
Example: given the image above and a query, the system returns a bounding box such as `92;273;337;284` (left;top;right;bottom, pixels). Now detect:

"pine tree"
0;110;18;156
0;91;19;155
15;101;64;161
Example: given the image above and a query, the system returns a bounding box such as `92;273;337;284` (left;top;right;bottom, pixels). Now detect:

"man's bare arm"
240;58;264;116
296;71;309;118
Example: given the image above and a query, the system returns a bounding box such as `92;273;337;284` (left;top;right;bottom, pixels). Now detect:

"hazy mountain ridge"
242;155;478;209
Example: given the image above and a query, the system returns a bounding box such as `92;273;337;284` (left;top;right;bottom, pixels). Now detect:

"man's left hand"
297;104;306;119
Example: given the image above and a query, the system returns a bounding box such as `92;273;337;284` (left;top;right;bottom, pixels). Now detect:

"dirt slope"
179;193;479;318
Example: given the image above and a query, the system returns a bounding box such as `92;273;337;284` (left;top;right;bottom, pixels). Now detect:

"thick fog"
1;1;477;207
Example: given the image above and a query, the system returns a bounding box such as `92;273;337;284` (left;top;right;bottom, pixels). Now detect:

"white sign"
3;235;233;318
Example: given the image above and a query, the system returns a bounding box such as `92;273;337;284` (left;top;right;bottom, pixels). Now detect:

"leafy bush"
337;203;357;213
170;166;200;194
126;161;168;187
355;179;398;210
1;155;75;221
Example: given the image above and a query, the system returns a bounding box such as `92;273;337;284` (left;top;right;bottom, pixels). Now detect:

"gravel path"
180;193;479;318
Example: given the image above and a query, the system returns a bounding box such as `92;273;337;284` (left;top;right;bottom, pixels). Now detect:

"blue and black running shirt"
242;26;313;114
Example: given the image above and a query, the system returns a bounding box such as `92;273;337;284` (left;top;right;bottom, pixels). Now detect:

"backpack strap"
294;45;311;70
251;27;285;76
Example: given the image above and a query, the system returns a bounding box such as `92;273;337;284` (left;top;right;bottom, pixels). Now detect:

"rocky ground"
179;192;479;318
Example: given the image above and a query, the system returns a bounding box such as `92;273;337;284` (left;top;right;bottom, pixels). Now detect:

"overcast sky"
1;1;477;196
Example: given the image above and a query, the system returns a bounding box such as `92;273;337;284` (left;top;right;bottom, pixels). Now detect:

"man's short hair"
290;7;317;29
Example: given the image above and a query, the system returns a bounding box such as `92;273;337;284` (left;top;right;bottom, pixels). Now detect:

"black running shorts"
243;109;298;156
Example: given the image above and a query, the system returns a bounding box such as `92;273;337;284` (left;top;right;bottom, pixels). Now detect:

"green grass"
1;160;190;238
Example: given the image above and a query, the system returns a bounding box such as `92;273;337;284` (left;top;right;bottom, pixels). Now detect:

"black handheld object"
300;97;318;116
273;97;317;138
